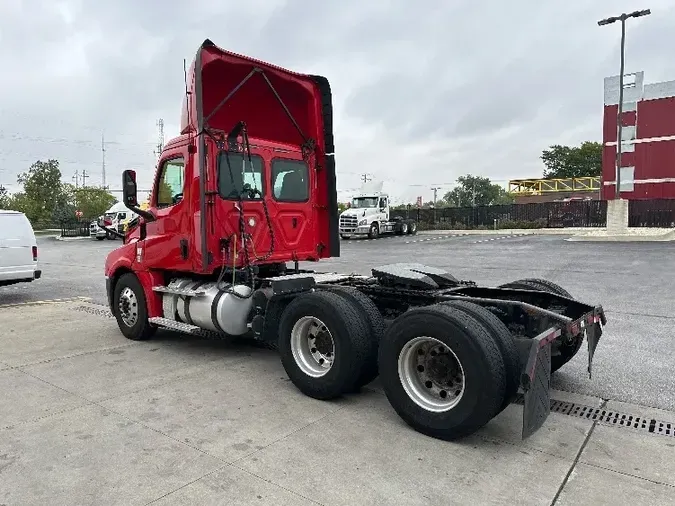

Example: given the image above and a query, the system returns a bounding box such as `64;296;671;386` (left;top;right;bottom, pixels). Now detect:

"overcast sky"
1;0;672;204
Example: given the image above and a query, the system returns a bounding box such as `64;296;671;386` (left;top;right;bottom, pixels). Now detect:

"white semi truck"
338;181;418;239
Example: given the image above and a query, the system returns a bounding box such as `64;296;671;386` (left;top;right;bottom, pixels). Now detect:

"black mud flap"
586;320;603;378
520;328;560;439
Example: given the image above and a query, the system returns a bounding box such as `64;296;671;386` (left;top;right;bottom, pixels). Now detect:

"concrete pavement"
1;299;675;505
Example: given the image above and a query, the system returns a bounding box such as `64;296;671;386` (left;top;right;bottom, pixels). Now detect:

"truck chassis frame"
106;261;605;441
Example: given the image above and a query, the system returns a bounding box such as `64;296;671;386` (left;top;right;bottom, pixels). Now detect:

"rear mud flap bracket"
519;328;560;439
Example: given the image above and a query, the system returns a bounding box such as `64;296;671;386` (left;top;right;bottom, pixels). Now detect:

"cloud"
1;0;673;205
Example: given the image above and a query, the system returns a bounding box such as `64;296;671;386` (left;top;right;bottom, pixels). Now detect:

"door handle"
180;239;188;260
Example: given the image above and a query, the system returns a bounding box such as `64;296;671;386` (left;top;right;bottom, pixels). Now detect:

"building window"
218;152;264;200
619;166;635;192
156;158;185;207
272;159;309;202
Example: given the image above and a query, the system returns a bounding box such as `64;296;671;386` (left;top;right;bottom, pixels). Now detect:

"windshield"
351;197;378;208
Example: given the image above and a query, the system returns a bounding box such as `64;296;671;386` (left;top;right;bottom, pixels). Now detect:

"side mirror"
122;169;156;223
123;170;138;207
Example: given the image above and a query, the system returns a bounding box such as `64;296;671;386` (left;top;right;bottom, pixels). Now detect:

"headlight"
359;219;367;226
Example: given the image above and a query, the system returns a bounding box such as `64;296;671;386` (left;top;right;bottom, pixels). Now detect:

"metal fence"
60;221;92;237
401;200;608;229
628;199;675;228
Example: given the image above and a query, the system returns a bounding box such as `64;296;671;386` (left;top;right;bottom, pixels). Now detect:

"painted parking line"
471;233;533;244
0;296;91;309
404;233;470;244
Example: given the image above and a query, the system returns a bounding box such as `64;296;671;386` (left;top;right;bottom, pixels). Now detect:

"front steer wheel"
112;273;157;341
278;290;373;400
378;304;506;441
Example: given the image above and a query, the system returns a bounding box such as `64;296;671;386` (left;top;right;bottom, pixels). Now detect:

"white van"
90;202;135;240
0;210;41;286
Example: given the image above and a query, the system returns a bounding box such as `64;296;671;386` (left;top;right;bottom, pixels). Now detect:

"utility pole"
598;8;651;199
81;169;89;188
431;187;441;224
101;132;106;189
360;173;372;184
154;118;165;159
72;170;79;188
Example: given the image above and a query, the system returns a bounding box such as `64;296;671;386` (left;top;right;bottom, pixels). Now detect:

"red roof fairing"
180;39;326;152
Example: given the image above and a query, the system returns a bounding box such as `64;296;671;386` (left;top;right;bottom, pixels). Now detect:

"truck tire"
278;290;372;400
319;285;386;391
439;300;519;415
408;221;417;235
368;223;379;239
498;278;580;372
378;304;506;441
398;222;409;235
112;273;157;341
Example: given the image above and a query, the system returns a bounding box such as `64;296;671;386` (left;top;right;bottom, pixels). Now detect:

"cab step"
152;286;206;297
148;317;230;340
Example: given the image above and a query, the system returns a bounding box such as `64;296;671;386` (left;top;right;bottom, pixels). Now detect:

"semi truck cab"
339;182;417;239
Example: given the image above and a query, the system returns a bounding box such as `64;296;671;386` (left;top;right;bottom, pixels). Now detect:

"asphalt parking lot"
2;232;675;505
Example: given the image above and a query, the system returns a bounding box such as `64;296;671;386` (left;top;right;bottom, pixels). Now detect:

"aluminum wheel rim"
290;316;335;378
398;336;465;412
402;223;408;233
118;287;139;327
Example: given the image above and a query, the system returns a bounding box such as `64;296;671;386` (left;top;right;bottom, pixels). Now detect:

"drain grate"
514;393;675;437
69;304;115;319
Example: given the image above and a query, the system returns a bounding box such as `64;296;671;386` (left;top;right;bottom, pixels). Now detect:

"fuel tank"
162;278;254;335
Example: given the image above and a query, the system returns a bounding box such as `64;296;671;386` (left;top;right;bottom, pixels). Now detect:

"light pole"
431;187;441;224
598;9;651;199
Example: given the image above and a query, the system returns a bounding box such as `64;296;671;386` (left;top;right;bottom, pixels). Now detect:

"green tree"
443;175;514;207
0;185;8;208
541;141;602;179
72;186;117;219
16;159;65;224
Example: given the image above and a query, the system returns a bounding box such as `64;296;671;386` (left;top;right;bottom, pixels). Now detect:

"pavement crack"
143;464;230;505
230;466;326;506
578;462;675;489
605;309;674;320
229;404;347;466
550;399;608;505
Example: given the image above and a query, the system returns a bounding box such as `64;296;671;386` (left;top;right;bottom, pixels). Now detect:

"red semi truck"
104;39;606;441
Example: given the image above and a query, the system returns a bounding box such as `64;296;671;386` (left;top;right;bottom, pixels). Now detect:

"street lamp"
598;9;651;199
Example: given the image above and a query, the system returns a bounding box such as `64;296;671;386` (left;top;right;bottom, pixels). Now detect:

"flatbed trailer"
104;39;606;442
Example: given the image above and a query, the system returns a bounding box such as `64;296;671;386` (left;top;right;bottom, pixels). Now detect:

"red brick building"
602;71;675;200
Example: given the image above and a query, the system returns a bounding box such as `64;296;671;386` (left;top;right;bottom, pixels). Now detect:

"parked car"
0;210;41;287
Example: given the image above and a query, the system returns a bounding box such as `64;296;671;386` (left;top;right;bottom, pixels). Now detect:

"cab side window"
272;159;309;202
379;197;387;209
156;157;185;208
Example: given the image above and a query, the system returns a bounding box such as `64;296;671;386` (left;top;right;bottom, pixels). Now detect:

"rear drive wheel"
319;286;386;391
498;278;580;372
278;291;372;400
408;222;417;235
112;273;156;341
440;300;519;414
378;304;506;441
